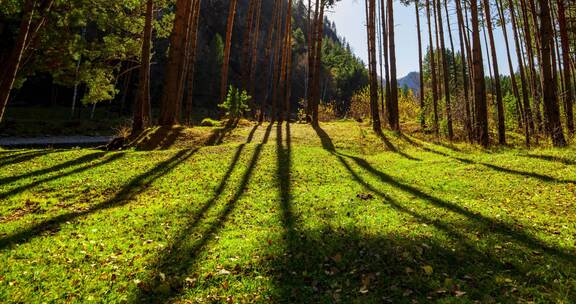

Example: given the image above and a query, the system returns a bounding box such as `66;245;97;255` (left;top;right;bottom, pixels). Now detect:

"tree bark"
482;0;505;144
539;0;566;146
470;0;489;146
426;0;439;133
184;0;202;125
386;0;399;131
159;0;194;126
454;0;472;140
367;0;382;131
132;0;154;134
557;0;574;135
416;0;425;129
220;0;239;105
435;0;453;139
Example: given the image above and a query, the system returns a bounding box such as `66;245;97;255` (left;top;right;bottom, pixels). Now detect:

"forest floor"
0;121;575;303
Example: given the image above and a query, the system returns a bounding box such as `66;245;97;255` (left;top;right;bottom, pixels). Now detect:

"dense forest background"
0;0;367;120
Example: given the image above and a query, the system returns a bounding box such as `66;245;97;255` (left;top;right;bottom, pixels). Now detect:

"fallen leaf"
421;265;433;275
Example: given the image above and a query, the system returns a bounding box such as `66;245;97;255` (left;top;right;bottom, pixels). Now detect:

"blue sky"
327;0;517;78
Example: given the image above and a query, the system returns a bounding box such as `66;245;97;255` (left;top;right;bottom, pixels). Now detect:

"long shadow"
0;152;107;188
204;118;241;146
133;123;273;303
133;126;185;151
401;134;575;184
277;122;295;241
288;127;576;301
374;128;421;161
313;126;575;262
0;149;196;251
0;149;59;170
0;152;121;200
520;153;576;166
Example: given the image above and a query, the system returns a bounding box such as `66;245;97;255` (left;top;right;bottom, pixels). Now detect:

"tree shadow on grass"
204;118;241;146
131;126;186;151
0;152;122;201
132;123;273;303
293;126;576;302
373;128;421;161
0;149;197;251
520;153;576;166
0;150;66;169
399;134;576;184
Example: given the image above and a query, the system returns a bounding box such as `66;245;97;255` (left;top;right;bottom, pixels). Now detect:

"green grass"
0;121;575;303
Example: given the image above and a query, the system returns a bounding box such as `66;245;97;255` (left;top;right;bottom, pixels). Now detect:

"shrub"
219;86;250;119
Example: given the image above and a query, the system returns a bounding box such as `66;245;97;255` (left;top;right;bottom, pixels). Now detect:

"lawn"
0;121;575;303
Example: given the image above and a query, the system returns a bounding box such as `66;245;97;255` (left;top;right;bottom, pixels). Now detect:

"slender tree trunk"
379;0;391;118
520;0;542;134
261;0;281;122
376;0;385;119
279;0;293;122
184;0;202;125
557;0;574;135
242;0;257;92
471;0;489;146
387;0;399;130
132;0;154;134
271;0;286;122
311;3;325;125
307;0;320;118
539;0;566;146
435;0;453;139
426;0;439;133
0;0;35;122
482;0;505;144
455;0;472;140
249;0;263;118
496;0;523;130
220;0;239;105
508;0;533;145
367;0;382;131
416;0;425;128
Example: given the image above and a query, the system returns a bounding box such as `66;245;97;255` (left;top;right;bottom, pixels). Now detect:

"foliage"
200;118;221;127
218;86;250;118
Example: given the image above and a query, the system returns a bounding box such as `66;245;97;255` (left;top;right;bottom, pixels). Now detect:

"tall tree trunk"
455;0;473;140
380;0;391;119
482;0;505;144
271;0;286;122
184;0;202;125
311;2;325;125
387;0;399;131
367;0;382;131
307;0;320;118
539;0;566;146
435;0;453;139
159;0;194;126
471;0;489;146
426;0;439;133
508;0;533;145
242;0;257;92
220;0;239;105
416;0;425;129
249;0;263;118
376;0;385;119
279;0;293;122
557;0;574;135
496;0;523;130
520;0;542;134
261;0;281;122
0;0;37;122
132;0;154;134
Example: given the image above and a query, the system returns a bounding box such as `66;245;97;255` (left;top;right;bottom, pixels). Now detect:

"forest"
0;0;575;303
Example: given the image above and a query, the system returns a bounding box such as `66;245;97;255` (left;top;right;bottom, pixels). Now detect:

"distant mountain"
397;72;420;94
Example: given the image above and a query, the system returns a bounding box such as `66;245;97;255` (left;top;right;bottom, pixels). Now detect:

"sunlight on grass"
0;121;574;303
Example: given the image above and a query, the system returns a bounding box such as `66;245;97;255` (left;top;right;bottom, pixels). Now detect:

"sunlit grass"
0;121;574;303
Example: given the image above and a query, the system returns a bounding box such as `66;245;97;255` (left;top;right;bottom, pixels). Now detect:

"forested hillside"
0;0;366;119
